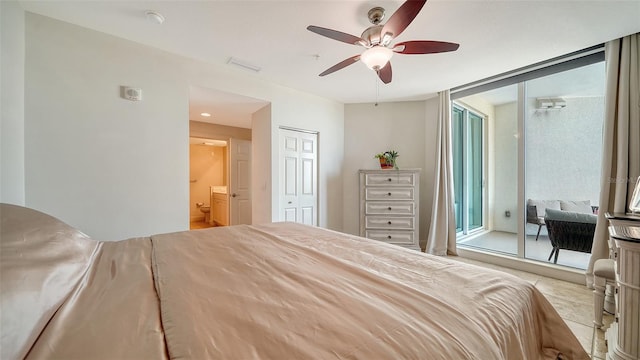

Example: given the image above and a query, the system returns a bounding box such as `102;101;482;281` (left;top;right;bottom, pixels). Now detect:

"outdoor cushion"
560;200;592;214
545;208;597;224
528;199;561;217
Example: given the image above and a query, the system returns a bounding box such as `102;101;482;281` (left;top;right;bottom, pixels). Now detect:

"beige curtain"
426;90;457;256
586;33;640;287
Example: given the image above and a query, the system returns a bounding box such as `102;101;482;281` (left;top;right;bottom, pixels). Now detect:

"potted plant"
374;150;399;169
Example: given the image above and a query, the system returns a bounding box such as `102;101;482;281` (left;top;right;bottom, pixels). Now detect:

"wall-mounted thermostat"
122;86;142;101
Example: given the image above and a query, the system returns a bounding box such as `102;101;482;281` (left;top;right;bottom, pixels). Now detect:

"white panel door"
229;138;252;225
279;128;317;225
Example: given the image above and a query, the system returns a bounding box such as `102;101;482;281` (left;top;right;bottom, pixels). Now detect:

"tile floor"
459;231;592;269
451;256;613;359
190;219;216;230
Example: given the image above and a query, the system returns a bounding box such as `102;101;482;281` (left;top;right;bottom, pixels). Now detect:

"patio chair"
544;208;596;264
526;204;546;241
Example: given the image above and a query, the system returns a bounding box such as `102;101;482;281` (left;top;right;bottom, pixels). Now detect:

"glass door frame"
452;102;487;238
450;47;605;283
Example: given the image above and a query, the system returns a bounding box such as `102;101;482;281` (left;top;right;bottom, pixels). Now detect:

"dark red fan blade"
394;40;459;54
377;62;392;84
381;0;427;41
319;55;361;76
307;26;363;45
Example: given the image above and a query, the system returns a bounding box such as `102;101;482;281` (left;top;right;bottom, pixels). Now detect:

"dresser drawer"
365;173;415;186
365;230;415;246
365;216;414;230
365;187;414;201
365;201;415;215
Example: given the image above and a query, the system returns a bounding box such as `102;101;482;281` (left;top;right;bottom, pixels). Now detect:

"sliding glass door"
453;104;485;236
451;53;604;270
523;61;605;268
454;85;518;255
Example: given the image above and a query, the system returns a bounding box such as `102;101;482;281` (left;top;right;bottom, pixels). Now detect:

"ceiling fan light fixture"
360;46;393;71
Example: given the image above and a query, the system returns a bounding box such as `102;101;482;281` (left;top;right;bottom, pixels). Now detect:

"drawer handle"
387;235;392;239
387;221;392;225
387;192;392;196
387;178;392;182
388;207;392;210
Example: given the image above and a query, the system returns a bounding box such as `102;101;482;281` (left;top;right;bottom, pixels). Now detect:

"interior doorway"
188;85;269;229
189;137;228;230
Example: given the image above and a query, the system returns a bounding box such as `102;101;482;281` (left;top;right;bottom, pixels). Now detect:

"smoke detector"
145;10;165;25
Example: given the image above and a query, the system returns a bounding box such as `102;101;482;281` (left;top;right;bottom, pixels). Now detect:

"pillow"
544;208;597;224
528;199;561;217
0;204;100;360
560;200;592;214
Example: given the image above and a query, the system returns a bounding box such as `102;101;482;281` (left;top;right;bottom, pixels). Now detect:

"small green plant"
374;150;399;169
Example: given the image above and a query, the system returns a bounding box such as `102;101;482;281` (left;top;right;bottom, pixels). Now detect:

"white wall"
1;1;26;205
343;99;439;250
525;96;604;204
251;104;272;225
20;12;344;240
476;96;604;235
268;88;345;230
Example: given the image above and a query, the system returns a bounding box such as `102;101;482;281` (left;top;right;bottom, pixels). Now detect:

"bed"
1;203;588;359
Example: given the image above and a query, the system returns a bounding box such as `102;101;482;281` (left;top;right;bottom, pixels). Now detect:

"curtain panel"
586;33;640;287
426;90;457;256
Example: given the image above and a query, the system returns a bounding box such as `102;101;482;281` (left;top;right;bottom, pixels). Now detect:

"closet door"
279;128;317;225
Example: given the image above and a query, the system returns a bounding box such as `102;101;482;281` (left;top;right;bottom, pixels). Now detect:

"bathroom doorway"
188;85;269;229
189;137;228;229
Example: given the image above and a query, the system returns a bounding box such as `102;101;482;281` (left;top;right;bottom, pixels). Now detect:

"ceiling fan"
307;0;459;84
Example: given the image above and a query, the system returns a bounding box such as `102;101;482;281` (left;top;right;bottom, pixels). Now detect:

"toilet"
199;205;211;224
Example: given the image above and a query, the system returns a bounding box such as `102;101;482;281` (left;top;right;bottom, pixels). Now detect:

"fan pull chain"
375;73;379;107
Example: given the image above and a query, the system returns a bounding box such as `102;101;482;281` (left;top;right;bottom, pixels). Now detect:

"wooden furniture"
212;192;228;226
604;212;640;360
359;169;420;251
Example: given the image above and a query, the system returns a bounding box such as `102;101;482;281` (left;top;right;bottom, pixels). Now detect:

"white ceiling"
19;0;640;126
189;86;268;128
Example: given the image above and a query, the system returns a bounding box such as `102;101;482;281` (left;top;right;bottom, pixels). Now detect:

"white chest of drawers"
359;169;420;251
605;213;640;360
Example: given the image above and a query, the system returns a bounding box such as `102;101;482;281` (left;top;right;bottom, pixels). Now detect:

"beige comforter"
1;204;588;359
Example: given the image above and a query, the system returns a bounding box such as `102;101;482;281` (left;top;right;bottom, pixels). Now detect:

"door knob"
232;193;237;197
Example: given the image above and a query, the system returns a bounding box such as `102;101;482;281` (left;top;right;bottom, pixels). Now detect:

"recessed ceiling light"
200;112;211;117
145;10;165;25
